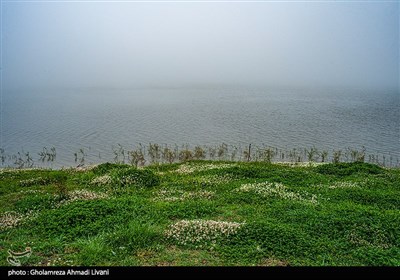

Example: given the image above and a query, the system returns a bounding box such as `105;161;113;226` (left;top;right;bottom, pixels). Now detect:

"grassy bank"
0;161;399;266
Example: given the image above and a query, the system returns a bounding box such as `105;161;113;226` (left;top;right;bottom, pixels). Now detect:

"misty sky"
1;1;399;91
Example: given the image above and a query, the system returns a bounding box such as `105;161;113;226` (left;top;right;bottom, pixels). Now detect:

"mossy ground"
0;161;399;266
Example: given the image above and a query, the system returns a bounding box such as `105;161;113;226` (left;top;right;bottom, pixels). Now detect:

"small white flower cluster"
236;181;318;204
119;174;143;186
0;169;14;175
276;162;328;168
0;210;39;230
20;189;43;195
90;175;113;186
174;163;237;174
0;190;108;230
347;227;390;249
327;181;360;189
68;190;108;201
74;164;99;172
0;211;24;230
165;219;244;247
173;165;194;174
19;177;49;187
44;256;75;266
0;169;20;180
57;190;108;206
154;189;215;202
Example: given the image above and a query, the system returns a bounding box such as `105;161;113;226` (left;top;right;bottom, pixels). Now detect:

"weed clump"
106;221;162;253
15;194;60;213
219;221;312;260
33;200;123;240
92;163;130;175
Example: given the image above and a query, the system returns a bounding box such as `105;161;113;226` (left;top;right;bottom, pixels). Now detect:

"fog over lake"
1;1;399;167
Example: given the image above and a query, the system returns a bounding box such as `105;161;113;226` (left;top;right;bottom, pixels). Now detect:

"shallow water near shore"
2;87;399;167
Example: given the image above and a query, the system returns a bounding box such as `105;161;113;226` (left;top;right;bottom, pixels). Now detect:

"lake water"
1;87;399;168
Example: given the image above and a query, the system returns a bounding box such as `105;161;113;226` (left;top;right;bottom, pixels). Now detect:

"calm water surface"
2;87;399;167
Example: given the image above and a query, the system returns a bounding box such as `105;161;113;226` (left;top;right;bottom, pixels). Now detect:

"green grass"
0;161;399;266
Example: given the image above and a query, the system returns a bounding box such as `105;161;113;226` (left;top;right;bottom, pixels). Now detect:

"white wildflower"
74;164;99;172
154;189;214;202
276;162;328;168
347;226;391;249
173;163;237;174
165;219;244;247
328;181;360;189
57;190;108;206
90;175;113;186
20;190;43;195
19;177;49;187
236;181;318;204
0;211;24;230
